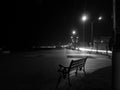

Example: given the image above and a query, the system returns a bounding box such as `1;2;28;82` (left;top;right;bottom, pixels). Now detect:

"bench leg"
56;75;62;88
68;74;71;86
75;68;78;76
83;67;86;75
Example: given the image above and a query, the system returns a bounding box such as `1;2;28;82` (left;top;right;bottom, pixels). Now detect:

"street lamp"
71;30;79;49
82;15;88;22
98;16;102;20
72;30;76;35
91;16;103;48
81;14;88;46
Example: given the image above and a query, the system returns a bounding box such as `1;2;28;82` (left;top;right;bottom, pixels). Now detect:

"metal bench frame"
56;57;88;87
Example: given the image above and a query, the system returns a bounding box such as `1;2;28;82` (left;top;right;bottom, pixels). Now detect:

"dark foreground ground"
0;49;112;90
57;66;112;90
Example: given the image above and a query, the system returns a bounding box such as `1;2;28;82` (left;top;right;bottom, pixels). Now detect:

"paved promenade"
0;49;112;90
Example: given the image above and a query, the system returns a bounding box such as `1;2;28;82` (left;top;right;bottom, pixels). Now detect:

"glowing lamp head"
81;15;88;22
72;30;76;35
98;16;102;20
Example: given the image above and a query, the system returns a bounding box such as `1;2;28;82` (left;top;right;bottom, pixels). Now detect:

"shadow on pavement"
57;66;112;90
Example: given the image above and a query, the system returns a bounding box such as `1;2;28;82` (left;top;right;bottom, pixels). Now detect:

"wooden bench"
56;57;88;87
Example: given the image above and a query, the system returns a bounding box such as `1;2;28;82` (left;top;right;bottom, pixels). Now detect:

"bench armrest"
58;64;69;72
59;64;68;68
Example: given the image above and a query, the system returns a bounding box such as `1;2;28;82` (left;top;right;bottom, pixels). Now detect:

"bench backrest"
68;57;87;72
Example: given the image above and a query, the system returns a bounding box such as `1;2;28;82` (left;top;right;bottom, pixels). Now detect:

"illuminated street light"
98;16;102;20
81;14;88;46
71;30;78;49
91;16;103;47
72;30;76;35
81;14;88;22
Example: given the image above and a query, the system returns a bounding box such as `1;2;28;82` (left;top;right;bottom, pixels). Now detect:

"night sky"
3;0;120;50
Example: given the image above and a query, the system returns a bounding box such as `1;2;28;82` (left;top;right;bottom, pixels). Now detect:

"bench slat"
68;57;87;72
72;60;85;65
70;63;84;69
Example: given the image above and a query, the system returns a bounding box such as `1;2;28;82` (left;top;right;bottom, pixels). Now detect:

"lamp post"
91;16;102;48
81;14;88;46
71;30;77;49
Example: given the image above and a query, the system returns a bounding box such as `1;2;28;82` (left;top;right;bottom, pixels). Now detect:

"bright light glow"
98;16;102;20
78;47;112;54
81;15;88;22
75;47;79;50
79;47;93;52
108;51;112;53
61;45;69;48
71;36;73;38
72;30;76;35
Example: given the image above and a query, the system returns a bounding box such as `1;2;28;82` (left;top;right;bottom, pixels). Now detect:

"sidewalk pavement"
57;66;112;90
